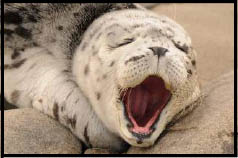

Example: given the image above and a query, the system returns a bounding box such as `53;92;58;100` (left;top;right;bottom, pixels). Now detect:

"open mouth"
120;76;171;136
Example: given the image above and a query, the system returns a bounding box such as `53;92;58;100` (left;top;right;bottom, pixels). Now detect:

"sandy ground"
152;3;234;86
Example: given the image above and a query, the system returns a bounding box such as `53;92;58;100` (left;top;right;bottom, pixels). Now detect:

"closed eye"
174;43;189;54
108;38;135;49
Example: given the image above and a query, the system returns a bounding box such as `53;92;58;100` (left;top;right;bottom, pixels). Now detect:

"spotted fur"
4;3;200;151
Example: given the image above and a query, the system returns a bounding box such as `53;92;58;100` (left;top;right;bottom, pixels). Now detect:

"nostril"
149;47;168;59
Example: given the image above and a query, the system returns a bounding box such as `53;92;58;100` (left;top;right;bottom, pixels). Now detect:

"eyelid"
174;43;188;53
118;38;135;46
109;38;135;49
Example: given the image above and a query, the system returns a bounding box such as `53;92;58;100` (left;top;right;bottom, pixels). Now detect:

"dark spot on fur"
11;90;20;104
84;123;92;147
13;59;26;68
15;26;32;39
62;69;70;73
92;51;98;56
191;60;196;66
33;42;39;47
81;42;88;51
60;102;66;112
152;39;157;42
182;44;189;53
187;69;192;78
4;65;10;69
57;25;63;31
28;63;36;70
5;36;10;41
84;65;89;75
48;38;56;43
53;102;59;121
133;24;142;28
97;57;103;65
110;61;115;67
102;74;107;79
38;99;42;103
4;29;14;36
127;3;137;8
4;11;23;24
125;55;145;65
142;34;147;38
45;50;53;55
107;32;115;37
61;106;64;112
96;92;101;100
167;27;174;34
30;99;33;107
18;7;27;12
75;98;79;104
73;12;80;17
31;5;40;14
4;59;26;69
124;28;130;33
187;69;192;75
11;50;21;60
66;115;77;129
19;48;25;51
95;32;102;40
27;15;37;23
66;89;74;101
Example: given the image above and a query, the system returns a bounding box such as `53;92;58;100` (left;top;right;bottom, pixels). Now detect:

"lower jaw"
127;106;163;135
119;117;156;147
120;131;154;147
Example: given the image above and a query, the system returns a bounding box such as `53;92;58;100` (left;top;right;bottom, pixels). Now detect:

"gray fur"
4;3;139;60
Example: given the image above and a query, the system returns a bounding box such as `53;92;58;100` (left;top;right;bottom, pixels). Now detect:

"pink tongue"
128;86;150;120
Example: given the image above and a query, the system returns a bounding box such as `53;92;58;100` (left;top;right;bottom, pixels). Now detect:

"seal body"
4;3;200;151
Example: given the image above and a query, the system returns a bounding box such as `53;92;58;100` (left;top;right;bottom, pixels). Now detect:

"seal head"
73;9;200;147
